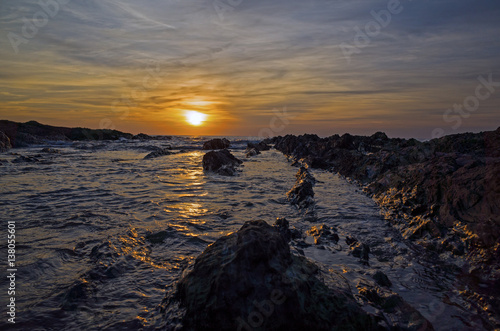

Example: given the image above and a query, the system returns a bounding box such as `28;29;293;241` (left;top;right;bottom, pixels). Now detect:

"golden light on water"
185;110;208;126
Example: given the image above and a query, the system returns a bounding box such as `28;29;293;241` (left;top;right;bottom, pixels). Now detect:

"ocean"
0;137;485;330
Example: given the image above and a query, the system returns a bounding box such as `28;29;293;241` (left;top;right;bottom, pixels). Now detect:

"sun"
185;110;208;126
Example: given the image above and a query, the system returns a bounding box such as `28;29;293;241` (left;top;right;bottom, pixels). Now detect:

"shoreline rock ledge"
175;220;432;331
202;149;243;176
176;220;376;331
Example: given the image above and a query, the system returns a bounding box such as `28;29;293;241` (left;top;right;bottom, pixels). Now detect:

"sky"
0;0;499;139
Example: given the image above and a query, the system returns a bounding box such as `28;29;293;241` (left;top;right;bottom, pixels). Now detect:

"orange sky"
1;0;499;139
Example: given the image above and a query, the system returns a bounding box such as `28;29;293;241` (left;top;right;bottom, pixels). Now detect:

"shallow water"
0;138;493;330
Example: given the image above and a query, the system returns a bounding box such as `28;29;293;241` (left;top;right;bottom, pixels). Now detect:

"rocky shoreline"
172;220;433;330
0;120;150;149
263;128;500;322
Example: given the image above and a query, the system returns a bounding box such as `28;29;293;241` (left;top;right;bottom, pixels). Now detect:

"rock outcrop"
203;138;230;150
265;128;500;315
0;120;134;147
286;166;315;208
132;133;153;140
0;131;12;152
202;149;242;176
143;147;173;159
245;141;270;157
176;220;380;331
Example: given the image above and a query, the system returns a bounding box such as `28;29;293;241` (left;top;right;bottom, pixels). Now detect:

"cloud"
0;0;499;137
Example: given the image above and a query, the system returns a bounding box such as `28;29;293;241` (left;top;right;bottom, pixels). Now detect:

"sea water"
0;137;489;330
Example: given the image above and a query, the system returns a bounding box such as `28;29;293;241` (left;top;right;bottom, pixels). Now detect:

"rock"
0;131;12;152
202;149;242;176
0;120;134;147
356;281;434;330
203;138;230;150
143;147;173;159
372;271;392;287
286;166;315;208
269;128;500;288
133;133;153;140
176;220;378;331
245;148;260;158
307;224;339;245
247;141;270;152
346;237;370;263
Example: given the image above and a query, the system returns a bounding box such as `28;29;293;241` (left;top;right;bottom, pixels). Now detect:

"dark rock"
0;120;134;147
274;217;292;242
202;149;242;176
372;271;392;287
143;147;173;159
0;131;12;152
269;128;500;287
203;138;230;150
286;166;315;208
133;133;153;140
307;224;339;245
245;148;260;158
176;220;378;331
346;237;369;262
356;281;433;330
247;141;270;152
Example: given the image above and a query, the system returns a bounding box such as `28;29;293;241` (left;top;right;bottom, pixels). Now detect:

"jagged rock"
247;141;270;152
0;120;134;147
0;131;12;152
143;147;173;159
176;220;379;331
372;271;392;287
245;141;270;158
346;237;370;263
133;133;153;140
202;149;242;176
246;148;260;157
286;166;315;208
356;280;433;330
268;128;500;289
203;138;230;150
307;224;339;245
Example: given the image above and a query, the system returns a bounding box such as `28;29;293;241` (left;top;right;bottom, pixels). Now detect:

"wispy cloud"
0;0;499;137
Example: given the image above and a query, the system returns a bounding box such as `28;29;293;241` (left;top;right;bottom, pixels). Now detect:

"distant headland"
0;120;151;149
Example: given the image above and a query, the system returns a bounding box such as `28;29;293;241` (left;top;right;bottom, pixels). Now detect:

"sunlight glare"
185;111;207;126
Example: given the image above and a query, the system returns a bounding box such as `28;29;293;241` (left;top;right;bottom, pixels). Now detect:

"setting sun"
185;110;208;126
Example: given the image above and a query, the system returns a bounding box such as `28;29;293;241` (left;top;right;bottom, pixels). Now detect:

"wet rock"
356;281;434;330
346;237;370;263
245;148;260;158
286;166;315;208
143;147;173;159
133;133;153;140
176;220;378;331
245;142;270;157
274;217;292;242
202;149;242;176
247;141;270;152
307;224;339;245
203;138;230;150
372;271;392;287
269;128;500;287
0;131;12;152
